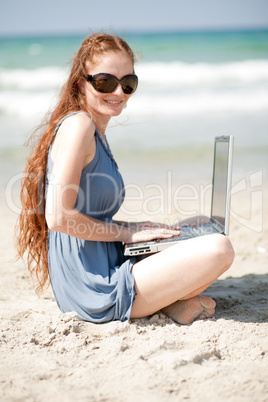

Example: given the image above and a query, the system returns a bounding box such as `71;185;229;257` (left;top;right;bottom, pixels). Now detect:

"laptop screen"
211;136;233;234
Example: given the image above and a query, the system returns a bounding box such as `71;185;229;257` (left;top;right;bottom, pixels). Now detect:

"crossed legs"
130;233;235;324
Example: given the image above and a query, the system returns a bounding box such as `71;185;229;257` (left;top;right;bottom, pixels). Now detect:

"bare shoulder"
51;112;96;159
58;112;95;143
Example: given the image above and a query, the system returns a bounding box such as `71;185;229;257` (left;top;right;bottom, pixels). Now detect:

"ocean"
0;29;268;191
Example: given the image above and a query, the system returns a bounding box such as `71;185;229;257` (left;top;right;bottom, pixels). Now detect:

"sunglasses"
84;73;138;95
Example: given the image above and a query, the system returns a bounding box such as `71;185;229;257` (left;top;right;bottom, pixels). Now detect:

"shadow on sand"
202;273;268;324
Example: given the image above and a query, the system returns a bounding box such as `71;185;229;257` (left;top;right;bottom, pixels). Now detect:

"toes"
195;310;215;322
162;296;216;325
200;296;216;310
195;314;207;321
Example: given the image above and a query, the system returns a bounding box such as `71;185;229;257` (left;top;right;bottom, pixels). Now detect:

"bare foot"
162;296;216;325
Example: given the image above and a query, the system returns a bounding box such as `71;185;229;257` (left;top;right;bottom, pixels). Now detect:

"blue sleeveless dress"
46;111;137;323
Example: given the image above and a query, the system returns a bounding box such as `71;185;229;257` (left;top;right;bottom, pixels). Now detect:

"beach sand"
0;177;267;402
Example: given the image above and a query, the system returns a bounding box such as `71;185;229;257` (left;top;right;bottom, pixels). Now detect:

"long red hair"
15;33;135;294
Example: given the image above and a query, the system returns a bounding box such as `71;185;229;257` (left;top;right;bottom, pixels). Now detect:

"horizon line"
1;25;268;40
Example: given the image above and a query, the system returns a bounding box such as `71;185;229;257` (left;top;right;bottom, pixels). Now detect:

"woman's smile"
105;100;123;105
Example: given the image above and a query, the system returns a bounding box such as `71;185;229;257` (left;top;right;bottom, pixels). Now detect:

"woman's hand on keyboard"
124;221;181;244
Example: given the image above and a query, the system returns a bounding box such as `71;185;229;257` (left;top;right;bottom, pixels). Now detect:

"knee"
209;234;235;273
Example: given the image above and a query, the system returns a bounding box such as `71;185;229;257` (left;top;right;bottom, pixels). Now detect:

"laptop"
124;135;234;256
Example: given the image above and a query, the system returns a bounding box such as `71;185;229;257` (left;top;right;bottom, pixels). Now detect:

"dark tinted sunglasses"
84;73;138;94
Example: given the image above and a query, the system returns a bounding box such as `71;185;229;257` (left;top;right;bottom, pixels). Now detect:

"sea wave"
0;90;58;118
0;67;67;90
128;89;268;115
0;59;267;118
1;59;268;91
0;88;267;118
136;60;268;86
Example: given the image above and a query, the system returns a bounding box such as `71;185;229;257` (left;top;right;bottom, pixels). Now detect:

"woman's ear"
78;79;86;95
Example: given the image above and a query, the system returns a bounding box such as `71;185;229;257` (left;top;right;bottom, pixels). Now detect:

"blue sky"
1;0;268;36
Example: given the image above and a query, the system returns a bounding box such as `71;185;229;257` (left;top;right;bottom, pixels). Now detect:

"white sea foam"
1;60;268;90
0;60;267;118
0;90;58;118
136;59;268;86
0;67;67;90
126;89;268;115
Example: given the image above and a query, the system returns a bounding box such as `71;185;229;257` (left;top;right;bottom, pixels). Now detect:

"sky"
0;0;268;36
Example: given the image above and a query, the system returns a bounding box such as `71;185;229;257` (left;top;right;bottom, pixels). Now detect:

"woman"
16;33;234;324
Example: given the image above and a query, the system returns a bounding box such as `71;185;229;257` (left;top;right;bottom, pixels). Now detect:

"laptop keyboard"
155;223;218;243
180;226;200;240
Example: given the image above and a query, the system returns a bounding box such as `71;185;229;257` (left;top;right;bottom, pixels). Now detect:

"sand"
0;182;267;402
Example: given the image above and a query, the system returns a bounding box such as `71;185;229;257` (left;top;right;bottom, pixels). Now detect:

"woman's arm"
46;113;180;243
46;113;125;241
